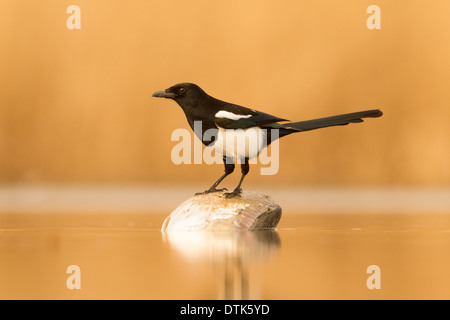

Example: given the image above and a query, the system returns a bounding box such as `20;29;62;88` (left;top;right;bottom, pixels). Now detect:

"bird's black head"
152;83;207;110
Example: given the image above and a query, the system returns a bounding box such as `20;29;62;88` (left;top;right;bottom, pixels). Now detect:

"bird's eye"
178;87;186;95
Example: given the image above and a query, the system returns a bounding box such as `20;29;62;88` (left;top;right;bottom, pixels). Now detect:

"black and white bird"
152;83;382;198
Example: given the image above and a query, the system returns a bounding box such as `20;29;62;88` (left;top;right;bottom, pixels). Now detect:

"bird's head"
152;83;206;110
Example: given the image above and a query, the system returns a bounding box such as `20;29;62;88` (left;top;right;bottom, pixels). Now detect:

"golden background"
1;1;450;301
1;0;449;187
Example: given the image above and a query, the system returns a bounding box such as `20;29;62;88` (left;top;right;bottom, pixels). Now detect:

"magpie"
152;83;382;198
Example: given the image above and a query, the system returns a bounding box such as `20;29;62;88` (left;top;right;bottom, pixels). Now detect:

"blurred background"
1;0;450;301
0;0;449;204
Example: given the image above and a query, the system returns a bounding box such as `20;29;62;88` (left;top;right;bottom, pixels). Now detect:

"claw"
223;188;242;198
195;188;228;196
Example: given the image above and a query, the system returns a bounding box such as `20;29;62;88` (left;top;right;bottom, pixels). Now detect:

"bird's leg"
224;158;249;198
195;157;234;195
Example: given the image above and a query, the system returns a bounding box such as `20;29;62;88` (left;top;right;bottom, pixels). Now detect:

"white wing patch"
213;127;267;160
215;110;252;120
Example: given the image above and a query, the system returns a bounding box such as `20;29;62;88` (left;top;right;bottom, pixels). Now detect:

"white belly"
212;127;267;160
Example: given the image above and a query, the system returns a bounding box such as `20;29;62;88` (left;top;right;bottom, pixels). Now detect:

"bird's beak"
152;90;176;99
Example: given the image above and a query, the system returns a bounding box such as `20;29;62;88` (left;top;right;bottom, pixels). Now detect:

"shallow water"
1;212;450;299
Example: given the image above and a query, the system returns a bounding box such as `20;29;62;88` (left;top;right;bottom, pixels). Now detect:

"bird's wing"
214;106;288;129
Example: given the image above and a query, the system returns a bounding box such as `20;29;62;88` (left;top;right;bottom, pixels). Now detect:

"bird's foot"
195;188;228;196
223;188;242;198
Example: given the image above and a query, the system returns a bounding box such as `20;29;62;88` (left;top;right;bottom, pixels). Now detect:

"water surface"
1;212;449;299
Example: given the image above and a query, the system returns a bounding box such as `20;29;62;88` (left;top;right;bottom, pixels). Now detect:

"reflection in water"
2;213;450;299
162;230;281;299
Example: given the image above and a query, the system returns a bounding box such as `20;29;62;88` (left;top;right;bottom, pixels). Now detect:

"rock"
161;190;282;231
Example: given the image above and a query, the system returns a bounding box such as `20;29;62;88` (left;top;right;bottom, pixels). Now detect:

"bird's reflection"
162;230;281;299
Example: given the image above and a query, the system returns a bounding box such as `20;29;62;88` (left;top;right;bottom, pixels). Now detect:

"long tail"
280;109;382;133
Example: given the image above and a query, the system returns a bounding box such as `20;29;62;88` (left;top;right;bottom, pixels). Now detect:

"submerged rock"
161;190;282;231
